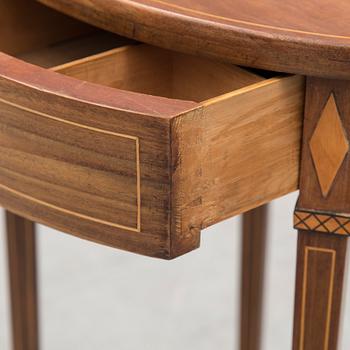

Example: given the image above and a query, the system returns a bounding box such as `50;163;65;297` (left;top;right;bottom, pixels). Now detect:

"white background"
0;192;349;349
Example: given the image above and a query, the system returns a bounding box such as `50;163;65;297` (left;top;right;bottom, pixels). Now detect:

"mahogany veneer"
3;1;350;350
39;0;350;79
0;11;304;259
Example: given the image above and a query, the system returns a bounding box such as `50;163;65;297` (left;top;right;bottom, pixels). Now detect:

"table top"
40;0;350;78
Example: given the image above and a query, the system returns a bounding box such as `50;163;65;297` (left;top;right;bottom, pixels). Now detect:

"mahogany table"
1;0;350;349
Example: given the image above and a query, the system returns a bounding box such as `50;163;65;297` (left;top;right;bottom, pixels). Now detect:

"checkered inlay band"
294;209;350;235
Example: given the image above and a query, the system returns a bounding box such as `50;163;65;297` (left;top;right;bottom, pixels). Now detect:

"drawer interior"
13;31;269;103
0;0;96;56
0;0;270;104
50;44;266;102
17;32;133;68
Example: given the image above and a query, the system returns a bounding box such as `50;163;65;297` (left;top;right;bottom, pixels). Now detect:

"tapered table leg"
6;211;39;350
240;204;268;350
293;77;350;350
292;231;347;350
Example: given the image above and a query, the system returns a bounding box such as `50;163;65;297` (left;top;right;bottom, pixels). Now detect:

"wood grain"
0;53;197;259
298;78;350;215
6;211;39;350
292;231;348;350
199;75;304;228
171;52;263;102
240;205;268;350
54;45;174;97
53;44;263;102
0;39;304;257
38;0;350;79
309;94;349;198
293;77;350;349
169;75;304;254
53;48;303;236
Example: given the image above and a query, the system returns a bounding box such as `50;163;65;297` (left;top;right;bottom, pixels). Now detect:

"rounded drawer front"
0;13;304;258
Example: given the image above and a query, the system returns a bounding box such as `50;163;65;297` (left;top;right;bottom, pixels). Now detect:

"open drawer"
0;8;304;258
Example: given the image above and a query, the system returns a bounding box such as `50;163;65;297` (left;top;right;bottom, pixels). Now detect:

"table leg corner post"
240;204;268;350
6;211;39;350
291;229;348;350
292;76;350;350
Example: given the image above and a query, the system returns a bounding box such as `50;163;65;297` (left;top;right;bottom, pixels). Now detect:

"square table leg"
240;204;268;350
293;77;350;350
6;211;39;350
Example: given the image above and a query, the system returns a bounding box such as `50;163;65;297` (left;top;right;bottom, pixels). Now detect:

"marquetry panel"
293;77;350;350
297;78;350;215
309;93;349;197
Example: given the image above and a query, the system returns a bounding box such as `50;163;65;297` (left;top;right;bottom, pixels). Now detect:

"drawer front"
0;42;305;259
0;53;198;259
0;98;140;231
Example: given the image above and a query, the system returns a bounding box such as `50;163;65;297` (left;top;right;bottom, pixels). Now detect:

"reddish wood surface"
0;53;198;259
0;35;305;258
39;0;350;78
292;231;348;350
298;77;350;216
6;211;39;350
293;77;350;349
240;205;268;350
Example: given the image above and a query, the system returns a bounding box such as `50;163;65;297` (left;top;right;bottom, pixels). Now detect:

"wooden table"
1;0;349;349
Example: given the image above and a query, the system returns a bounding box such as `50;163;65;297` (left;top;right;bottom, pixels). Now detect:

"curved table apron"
39;0;350;79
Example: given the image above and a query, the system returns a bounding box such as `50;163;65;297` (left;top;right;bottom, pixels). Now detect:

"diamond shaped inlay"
309;93;349;197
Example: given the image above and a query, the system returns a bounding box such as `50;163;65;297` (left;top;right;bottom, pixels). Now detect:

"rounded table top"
40;0;350;78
